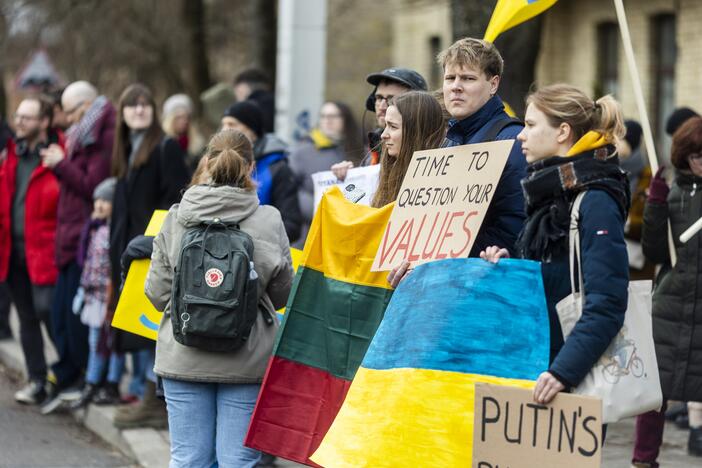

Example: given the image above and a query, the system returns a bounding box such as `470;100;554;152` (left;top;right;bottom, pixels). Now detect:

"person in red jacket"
0;96;63;404
37;81;116;413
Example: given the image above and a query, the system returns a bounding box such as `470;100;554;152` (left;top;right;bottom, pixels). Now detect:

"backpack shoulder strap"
483;117;523;142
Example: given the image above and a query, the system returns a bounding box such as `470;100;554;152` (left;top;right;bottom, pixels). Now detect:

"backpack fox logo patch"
205;268;224;288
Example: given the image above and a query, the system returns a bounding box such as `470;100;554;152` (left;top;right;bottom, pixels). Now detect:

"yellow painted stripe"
311;367;534;467
301;187;394;290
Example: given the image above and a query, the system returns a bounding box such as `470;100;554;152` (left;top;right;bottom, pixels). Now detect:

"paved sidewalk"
1;309;699;467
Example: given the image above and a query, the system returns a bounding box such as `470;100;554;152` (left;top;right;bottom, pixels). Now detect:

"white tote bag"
556;192;662;423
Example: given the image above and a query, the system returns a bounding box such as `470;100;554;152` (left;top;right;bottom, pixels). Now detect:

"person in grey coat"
145;129;293;467
633;116;702;465
288;101;362;248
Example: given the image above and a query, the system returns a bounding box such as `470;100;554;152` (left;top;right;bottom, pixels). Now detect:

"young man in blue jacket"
439;38;527;257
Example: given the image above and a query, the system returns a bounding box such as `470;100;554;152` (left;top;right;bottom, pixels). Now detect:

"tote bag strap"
567;192;587;296
667;221;678;268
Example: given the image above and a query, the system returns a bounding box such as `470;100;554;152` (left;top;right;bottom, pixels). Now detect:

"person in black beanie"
666;107;700;136
221;101;301;243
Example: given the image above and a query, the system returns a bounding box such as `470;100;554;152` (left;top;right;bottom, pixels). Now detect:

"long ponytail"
203;130;256;190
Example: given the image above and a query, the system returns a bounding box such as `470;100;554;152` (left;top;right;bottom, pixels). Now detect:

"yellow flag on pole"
483;0;559;43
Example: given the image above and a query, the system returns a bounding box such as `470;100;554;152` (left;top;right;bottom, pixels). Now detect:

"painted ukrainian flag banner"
484;0;559;43
245;186;395;465
311;258;550;466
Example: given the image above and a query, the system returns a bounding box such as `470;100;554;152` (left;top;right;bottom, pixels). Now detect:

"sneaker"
58;386;83;403
68;384;97;411
40;394;66;415
92;383;122;406
14;380;47;405
689;426;702;457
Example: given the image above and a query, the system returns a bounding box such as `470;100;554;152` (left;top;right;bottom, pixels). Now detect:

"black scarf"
516;146;630;261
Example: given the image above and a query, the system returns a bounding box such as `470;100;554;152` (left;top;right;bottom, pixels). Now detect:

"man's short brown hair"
437;38;504;78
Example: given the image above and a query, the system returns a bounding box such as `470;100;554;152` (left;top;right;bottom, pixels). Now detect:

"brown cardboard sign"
473;383;602;468
371;140;513;271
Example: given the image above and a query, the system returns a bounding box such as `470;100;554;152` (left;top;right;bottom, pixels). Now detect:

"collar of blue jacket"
445;94;510;146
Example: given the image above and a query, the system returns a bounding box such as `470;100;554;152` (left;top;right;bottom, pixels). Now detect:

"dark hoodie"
253;134;302;243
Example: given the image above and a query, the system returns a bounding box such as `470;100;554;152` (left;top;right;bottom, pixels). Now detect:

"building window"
429;35;442;89
596;22;619;98
651;14;677;161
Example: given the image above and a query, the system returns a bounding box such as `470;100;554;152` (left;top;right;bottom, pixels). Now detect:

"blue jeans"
128;349;149;396
162;378;261;468
85;327;125;385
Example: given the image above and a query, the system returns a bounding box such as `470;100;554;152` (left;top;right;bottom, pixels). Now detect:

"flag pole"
613;0;658;174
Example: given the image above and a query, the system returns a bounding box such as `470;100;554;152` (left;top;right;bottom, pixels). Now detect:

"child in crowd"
70;177;125;409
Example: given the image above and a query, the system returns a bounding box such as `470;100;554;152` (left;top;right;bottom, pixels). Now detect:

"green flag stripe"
274;266;393;381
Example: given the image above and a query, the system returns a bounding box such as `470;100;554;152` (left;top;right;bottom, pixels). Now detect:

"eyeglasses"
374;94;395;106
64;101;85;116
13;113;39;122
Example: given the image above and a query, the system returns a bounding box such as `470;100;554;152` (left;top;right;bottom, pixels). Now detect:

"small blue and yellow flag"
484;0;559;43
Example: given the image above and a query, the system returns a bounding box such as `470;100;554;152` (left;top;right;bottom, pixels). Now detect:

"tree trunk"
450;0;543;117
251;0;278;84
182;0;212;100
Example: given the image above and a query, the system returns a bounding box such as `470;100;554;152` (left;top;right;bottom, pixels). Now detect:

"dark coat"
444;95;527;256
53;103;115;268
288;133;347;248
110;136;189;352
539;190;629;387
642;170;702;401
254;134;302;243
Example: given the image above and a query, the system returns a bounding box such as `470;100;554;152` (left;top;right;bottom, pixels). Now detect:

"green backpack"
170;218;260;352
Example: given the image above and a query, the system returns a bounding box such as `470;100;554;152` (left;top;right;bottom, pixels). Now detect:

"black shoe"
257;453;277;467
665;402;688;421
14;380;47;405
675;414;690;429
688;426;702;456
93;383;121;406
68;384;97;410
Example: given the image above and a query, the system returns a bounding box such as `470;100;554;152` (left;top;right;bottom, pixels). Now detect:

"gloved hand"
648;167;669;204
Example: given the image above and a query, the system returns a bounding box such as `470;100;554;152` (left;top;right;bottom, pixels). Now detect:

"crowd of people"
0;36;701;468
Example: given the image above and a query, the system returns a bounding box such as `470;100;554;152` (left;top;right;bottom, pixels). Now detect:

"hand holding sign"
372;140;513;271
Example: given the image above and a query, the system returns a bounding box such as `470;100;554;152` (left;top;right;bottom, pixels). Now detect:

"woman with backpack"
109;83;190;428
145;129;294;467
478;84;630;406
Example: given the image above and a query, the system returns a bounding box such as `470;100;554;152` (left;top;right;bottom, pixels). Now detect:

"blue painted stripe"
362;258;549;381
139;313;160;331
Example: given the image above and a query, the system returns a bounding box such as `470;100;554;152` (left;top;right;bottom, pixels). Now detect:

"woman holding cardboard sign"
480;84;630;406
371;91;446;208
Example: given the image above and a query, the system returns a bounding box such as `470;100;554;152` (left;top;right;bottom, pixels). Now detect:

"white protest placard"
371;140;513;271
311;164;381;210
473;383;603;468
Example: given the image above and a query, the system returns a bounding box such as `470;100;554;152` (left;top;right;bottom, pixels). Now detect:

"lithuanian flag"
244;186;395;465
484;0;559;43
311;258;550;466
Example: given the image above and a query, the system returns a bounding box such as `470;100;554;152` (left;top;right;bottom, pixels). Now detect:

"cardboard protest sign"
113;209;302;340
473;383;602;468
311;164;380;210
371;140;513;271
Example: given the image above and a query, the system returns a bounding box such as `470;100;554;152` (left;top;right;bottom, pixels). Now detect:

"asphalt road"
0;364;133;468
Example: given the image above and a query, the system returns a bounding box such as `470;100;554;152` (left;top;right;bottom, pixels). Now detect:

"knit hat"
624;120;642;151
223;101;264;138
666;107;700;136
162;94;194;119
93;177;116;202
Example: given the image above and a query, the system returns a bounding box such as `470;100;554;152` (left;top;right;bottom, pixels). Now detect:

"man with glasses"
37;81;116;414
331;67;428;180
0;97;63;404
